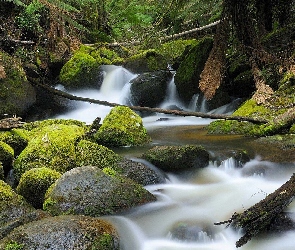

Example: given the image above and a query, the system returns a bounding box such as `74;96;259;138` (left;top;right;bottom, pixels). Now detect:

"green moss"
0;180;15;201
232;99;272;120
290;124;295;134
0;141;14;174
94;106;151;147
16;167;61;209
75;140;121;169
59;51;100;88
13;123;86;182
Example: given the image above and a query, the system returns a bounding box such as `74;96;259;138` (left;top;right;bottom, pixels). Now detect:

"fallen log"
28;77;268;124
215;173;295;248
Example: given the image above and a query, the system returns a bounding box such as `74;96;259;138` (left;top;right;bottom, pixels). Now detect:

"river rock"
43;166;156;217
142;145;209;171
115;158;167;186
0;180;48;240
130;70;173;108
0;215;119;250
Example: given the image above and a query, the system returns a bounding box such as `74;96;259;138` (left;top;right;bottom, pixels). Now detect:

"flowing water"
53;66;295;250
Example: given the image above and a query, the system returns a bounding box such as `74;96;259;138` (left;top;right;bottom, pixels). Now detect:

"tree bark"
27;77;268;124
215;173;295;247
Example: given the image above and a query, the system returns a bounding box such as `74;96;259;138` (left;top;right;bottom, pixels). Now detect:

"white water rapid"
53;65;295;250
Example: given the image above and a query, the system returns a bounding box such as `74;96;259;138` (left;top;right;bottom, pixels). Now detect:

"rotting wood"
27;76;268;124
215;173;295;248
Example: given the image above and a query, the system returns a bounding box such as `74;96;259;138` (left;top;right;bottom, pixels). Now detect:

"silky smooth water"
53;65;295;250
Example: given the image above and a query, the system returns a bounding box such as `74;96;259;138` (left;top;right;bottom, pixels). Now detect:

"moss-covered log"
215;173;295;248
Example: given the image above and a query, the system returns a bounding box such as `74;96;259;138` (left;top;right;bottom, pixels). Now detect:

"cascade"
50;65;295;250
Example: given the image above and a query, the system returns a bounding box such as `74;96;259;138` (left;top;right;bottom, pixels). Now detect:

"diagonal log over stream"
27;77;268;124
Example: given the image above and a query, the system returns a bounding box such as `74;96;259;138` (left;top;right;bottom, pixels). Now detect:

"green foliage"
4;241;24;250
94;106;151;147
16;167;61;209
16;0;48;38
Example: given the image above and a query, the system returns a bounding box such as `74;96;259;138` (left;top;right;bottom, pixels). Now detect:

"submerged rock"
142;145;209;171
0;215;119;250
43;166;156;217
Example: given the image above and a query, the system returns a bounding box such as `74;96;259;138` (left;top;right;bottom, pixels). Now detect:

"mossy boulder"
94;106;151;147
130;70;173;107
0;215;119;250
174;37;213;104
16;167;62;209
123;49;167;74
13;122;87;182
115;158;167;186
0;141;14;176
0;180;48;239
75;139;121;169
142;145;210;171
59;51;101;89
0;129;28;156
0;52;36;115
43;166;156;216
59;45;123;89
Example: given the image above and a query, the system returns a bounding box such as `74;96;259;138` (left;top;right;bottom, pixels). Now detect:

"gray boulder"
0;215;119;250
43;166;156;216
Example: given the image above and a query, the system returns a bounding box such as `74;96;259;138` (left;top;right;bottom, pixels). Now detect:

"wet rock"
130;70;173;108
142;145;209;171
43;166;156;217
0;180;48;240
115;158;167;186
0;215;120;250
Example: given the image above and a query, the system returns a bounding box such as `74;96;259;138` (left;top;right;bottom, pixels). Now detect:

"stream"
53;65;295;250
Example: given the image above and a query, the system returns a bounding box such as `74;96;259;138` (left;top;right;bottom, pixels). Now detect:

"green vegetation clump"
75;140;122;169
94;106;151;147
16;167;61;209
13;123;86;182
4;241;24;250
0;162;4;180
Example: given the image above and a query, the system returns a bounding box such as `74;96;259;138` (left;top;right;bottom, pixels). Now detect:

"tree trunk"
215;173;295;247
